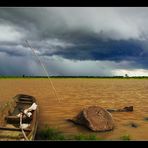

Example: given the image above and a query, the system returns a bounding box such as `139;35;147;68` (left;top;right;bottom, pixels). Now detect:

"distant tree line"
0;75;148;79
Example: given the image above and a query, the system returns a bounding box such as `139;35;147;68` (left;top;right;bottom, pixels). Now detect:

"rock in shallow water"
69;106;114;132
107;106;133;112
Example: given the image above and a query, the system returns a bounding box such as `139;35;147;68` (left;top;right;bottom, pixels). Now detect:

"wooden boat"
0;94;39;141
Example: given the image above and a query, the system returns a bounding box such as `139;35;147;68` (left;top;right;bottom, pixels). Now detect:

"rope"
25;40;61;103
20;113;29;141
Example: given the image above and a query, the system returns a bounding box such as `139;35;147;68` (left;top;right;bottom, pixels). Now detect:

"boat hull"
0;94;39;141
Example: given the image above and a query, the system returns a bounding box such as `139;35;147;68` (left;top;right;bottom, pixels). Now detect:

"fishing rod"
25;40;61;103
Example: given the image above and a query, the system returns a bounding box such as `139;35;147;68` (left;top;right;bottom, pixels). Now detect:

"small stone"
144;117;148;121
123;106;133;112
126;122;139;128
107;106;133;112
130;123;138;128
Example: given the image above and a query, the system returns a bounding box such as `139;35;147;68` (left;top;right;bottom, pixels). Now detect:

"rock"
131;123;138;128
69;106;114;132
107;109;118;112
125;122;139;128
123;106;133;112
107;106;133;112
143;117;148;121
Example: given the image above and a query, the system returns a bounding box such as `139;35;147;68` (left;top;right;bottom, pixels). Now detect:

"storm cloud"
0;7;148;76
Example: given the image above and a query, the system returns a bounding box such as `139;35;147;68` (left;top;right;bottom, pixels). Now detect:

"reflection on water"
0;78;148;140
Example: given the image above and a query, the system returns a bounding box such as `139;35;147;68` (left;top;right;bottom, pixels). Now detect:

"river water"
0;78;148;140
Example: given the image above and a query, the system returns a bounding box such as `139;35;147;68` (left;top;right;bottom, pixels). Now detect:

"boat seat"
5;115;32;124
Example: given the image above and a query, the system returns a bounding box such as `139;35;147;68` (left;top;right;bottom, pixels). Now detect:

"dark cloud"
41;38;148;67
0;7;148;76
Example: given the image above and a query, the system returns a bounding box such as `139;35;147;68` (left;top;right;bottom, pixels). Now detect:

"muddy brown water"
0;78;148;140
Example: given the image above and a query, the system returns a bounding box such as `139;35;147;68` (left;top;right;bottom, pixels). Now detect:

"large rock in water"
70;106;114;132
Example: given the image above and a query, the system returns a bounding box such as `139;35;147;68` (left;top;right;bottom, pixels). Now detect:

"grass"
36;126;66;140
120;134;131;141
36;125;104;141
73;133;103;141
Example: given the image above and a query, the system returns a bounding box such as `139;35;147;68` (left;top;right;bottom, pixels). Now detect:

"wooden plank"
0;127;31;132
0;130;22;139
16;101;32;104
5;115;32;124
19;98;33;101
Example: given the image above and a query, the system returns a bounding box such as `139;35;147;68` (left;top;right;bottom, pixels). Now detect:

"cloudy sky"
0;7;148;76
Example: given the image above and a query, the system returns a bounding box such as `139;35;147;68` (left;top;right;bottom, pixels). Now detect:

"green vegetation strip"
1;76;148;79
35;126;104;141
120;134;131;141
35;125;133;141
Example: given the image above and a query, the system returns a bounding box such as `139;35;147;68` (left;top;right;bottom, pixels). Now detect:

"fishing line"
25;40;61;103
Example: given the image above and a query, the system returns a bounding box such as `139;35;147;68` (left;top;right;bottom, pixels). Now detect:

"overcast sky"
0;7;148;76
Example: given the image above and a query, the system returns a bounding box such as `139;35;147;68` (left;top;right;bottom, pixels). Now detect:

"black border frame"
0;0;148;146
0;0;148;7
